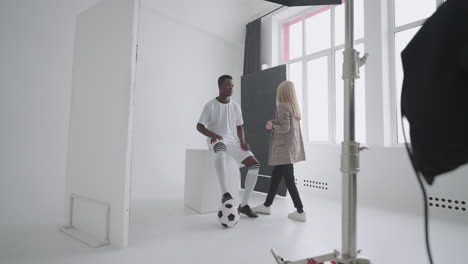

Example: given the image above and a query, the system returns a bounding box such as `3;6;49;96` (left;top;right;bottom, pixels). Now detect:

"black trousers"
264;164;303;211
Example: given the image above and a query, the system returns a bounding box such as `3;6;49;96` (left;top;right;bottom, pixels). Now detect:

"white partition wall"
64;0;139;248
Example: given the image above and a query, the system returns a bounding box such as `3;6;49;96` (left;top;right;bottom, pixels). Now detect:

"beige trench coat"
268;103;306;166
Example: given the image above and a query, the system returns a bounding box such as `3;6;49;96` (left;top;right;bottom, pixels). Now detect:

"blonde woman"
253;80;306;222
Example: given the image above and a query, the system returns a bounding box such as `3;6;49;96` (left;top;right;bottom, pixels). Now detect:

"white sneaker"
288;210;306;222
252;204;271;215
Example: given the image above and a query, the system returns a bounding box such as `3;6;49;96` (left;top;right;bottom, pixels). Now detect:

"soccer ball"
217;200;240;228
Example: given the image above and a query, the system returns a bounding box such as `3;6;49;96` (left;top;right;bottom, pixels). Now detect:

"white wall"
0;0;276;232
65;0;138;248
258;0;468;222
130;2;254;200
0;0;99;231
293;146;468;223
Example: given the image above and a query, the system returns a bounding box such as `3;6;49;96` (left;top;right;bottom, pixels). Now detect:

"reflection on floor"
2;191;467;264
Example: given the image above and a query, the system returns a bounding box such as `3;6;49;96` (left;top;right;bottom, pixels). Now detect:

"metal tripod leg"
271;249;371;264
271;249;340;264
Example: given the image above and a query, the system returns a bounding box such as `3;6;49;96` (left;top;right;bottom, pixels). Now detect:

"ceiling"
141;0;282;47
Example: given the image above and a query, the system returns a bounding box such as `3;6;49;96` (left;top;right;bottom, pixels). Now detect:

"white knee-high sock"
214;151;228;194
241;164;260;206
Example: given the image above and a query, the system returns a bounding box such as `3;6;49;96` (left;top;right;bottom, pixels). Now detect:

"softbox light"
401;0;468;185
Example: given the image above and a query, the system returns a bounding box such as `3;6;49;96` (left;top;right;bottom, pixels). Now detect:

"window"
284;18;303;61
391;0;443;143
288;61;303;113
394;0;437;27
394;27;420;142
282;0;366;144
305;7;331;55
307;57;329;141
334;0;364;46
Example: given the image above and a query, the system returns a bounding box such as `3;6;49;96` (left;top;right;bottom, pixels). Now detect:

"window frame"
280;3;366;144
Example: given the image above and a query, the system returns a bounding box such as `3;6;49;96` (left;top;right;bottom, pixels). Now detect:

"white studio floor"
1;191;467;264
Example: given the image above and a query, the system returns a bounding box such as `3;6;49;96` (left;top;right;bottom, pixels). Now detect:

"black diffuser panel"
240;65;287;196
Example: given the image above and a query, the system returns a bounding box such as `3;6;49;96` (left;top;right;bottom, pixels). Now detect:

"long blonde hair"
276;80;301;120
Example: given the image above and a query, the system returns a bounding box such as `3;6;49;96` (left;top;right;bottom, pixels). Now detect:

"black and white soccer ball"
217;200;240;228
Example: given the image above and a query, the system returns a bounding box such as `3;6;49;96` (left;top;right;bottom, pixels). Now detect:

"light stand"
269;0;370;263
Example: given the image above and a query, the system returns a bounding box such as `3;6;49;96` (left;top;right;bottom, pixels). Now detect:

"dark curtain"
243;19;261;75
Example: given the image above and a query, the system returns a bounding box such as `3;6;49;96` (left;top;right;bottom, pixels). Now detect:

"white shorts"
207;139;254;168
